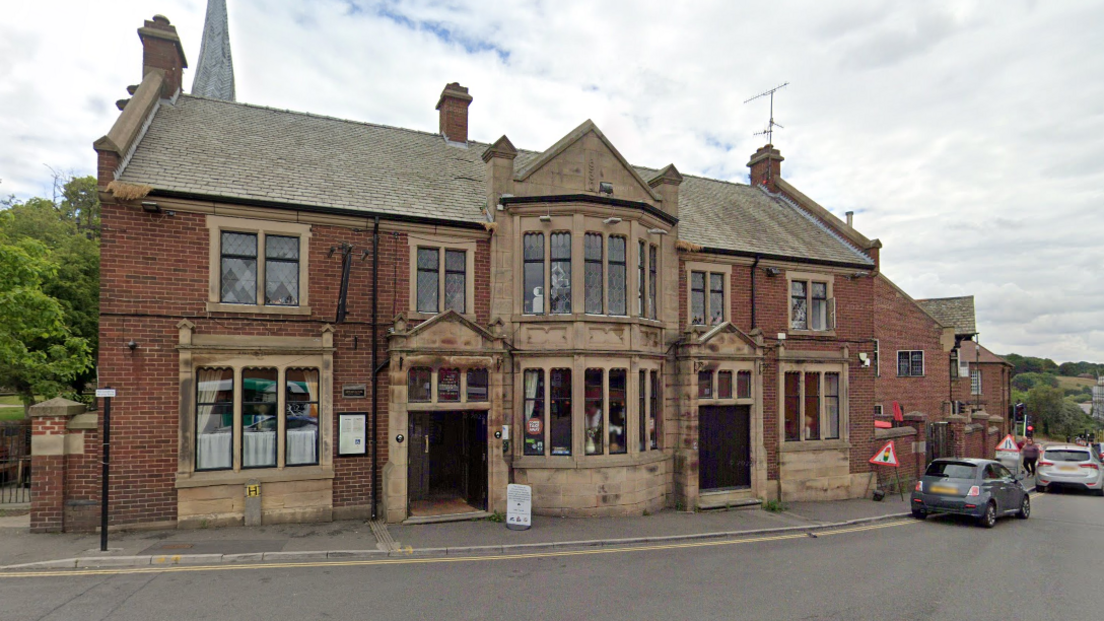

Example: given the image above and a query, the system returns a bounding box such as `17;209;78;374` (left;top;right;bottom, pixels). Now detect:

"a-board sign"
338;413;368;456
868;440;900;467
506;483;532;530
95;388;116;398
995;434;1020;452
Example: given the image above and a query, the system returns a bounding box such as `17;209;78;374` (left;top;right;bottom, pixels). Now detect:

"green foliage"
0;175;98;411
1057;361;1104;378
1004;353;1059;377
762;499;787;512
487;511;505;523
1011;372;1059;392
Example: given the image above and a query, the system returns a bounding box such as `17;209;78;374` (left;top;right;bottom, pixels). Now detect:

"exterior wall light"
141;201;161;213
603;217;622;225
764;267;781;277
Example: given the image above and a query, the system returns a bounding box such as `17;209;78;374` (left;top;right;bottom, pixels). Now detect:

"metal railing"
0;420;31;504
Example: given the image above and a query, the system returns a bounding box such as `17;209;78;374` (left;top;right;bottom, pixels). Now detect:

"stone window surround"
777;360;849;451
513;355;664;469
696;362;756;404
896;349;925;377
175;324;335;489
515;213;661;323
407;232;477;322
683;261;731;329
205;215;313;316
405;365;492;410
786;270;835;336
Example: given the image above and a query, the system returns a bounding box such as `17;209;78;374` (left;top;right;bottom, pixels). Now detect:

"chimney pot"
845;211;854;227
436;82;473;143
139;14;188;98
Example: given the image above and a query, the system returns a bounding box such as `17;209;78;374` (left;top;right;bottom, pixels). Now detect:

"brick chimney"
747;144;784;192
138;15;188;99
436;83;473;143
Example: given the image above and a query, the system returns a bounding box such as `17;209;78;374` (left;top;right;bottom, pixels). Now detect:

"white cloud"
1;0;1101;362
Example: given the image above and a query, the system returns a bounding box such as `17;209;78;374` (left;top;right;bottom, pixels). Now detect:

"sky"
1;1;1101;363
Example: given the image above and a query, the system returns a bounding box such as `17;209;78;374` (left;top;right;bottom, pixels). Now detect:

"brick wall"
95;198;488;527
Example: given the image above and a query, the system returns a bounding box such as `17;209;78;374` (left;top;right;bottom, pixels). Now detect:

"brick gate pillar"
945;414;968;459
29;398;87;533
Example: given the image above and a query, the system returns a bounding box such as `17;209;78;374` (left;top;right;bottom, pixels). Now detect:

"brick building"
32;13;1003;531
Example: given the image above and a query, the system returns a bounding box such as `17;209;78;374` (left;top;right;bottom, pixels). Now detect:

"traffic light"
1026;425;1034;438
1013;402;1026;423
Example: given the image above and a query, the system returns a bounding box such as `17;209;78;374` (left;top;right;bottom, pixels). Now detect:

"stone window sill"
206;302;312;316
779;439;850;453
176;466;334;489
513;449;669;470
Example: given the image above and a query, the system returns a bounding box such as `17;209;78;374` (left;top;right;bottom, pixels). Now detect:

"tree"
0;175;99;404
0;238;93;414
1011;372;1059;392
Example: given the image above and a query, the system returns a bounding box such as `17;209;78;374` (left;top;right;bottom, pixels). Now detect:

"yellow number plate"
930;485;957;495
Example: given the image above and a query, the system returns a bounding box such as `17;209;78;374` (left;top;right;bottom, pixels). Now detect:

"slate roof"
958;340;1011;366
916;296;977;336
118;95;873;265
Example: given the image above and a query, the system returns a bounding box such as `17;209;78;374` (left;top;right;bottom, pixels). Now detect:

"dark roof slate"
118;96;873;265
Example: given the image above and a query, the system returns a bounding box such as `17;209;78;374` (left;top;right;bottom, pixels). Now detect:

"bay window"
524;233;545;315
584;233;603;314
550;233;572;314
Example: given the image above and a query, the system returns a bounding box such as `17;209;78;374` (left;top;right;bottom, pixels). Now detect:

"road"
1;491;1102;621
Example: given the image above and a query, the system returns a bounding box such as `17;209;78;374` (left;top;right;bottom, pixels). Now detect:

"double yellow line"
0;519;914;579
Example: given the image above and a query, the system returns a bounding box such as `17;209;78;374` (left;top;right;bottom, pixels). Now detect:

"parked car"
1036;444;1104;496
911;458;1030;528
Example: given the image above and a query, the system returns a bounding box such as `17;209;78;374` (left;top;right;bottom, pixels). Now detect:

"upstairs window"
208;216;311;314
523;233;545;315
971;369;982;395
790;278;835;331
221;232;259;305
608;236;627;315
265;236;300;306
417;247;467;314
584;233;603;314
648;245;658;320
897;351;924;377
691;270;725;326
550;232;572;314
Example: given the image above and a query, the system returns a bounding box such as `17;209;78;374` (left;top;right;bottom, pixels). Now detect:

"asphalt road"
2;490;1102;621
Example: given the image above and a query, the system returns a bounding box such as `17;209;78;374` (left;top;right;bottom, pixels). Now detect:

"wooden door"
699;405;751;490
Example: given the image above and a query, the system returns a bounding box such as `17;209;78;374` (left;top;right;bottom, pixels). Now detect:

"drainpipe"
750;255;761;329
370;216;380;521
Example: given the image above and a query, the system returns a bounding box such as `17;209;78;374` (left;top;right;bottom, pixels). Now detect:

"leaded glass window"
550;232;571;314
444;249;466;313
523;369;545;456
523;233;544;315
242;367;278;468
585;233;603;314
417;248;439;313
408;367;432;402
690;271;706;325
791;281;808;330
825;373;840;439
648;245;657;320
709;273;724;325
649;369;660;449
804;373;820;441
638;241;646;317
265;235;299;306
438;368;461;402
718;371;733;399
608;236;627;315
466;368;488;402
221;232;257;304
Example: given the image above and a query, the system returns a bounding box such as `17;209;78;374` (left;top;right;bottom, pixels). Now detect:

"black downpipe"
751;255;761;330
370;217;380;521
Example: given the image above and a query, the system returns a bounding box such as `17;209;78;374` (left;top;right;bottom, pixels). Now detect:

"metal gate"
0;420;31;504
926;421;956;465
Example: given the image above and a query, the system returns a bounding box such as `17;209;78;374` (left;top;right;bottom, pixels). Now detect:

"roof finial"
192;0;236;101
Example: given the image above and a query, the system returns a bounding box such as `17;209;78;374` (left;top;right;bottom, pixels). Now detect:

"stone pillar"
29;398;88;533
904;412;927;480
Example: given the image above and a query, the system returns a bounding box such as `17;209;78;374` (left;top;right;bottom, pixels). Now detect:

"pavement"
0;494;921;571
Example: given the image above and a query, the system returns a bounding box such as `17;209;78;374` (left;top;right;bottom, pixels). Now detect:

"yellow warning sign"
995;434;1020;452
868;440;899;467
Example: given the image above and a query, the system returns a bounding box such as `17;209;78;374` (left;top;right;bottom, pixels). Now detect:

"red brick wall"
95;199;487;527
873;275;952;421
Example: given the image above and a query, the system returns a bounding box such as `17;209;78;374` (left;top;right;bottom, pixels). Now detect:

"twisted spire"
192;0;235;101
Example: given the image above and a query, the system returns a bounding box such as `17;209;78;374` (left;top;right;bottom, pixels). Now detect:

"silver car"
1036;444;1104;496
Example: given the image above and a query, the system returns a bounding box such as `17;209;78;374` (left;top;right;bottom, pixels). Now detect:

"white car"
1036;444;1104;496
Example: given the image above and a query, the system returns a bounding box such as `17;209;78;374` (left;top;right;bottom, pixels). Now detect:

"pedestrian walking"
1022;437;1040;476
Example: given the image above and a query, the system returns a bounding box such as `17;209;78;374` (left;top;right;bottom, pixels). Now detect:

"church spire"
191;0;235;101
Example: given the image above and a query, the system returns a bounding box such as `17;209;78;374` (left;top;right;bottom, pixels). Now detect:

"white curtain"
196;368;230;470
524;370;538;418
288;369;320;465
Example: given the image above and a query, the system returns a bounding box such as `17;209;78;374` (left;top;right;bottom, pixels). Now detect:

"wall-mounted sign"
338;412;368;456
95;388;117;398
342;384;367;399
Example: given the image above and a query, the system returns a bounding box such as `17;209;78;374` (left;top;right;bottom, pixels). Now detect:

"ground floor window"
195;365;320;471
784;369;842;442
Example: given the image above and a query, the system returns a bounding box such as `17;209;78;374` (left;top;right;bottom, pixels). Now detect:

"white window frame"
971;368;982;395
206;215;312;315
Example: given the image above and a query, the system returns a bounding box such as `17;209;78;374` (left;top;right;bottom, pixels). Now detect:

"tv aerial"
744;82;788;144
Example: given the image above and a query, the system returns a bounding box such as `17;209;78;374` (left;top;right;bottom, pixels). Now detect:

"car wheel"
1016;494;1030;519
979;501;997;528
911;509;926;520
